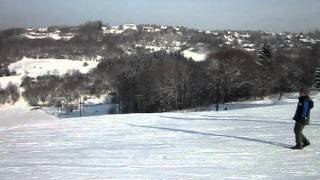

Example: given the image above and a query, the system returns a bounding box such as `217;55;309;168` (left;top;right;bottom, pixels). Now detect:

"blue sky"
0;0;320;32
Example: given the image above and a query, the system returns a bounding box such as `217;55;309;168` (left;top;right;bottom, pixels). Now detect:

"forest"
20;46;319;113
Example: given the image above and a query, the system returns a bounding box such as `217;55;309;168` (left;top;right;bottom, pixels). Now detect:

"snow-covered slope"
0;95;319;179
0;57;99;88
9;57;99;77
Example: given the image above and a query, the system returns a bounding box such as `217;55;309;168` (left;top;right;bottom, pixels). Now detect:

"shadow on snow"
127;124;292;149
159;115;320;126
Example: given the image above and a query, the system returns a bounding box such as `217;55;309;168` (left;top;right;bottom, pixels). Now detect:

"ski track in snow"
0;98;320;179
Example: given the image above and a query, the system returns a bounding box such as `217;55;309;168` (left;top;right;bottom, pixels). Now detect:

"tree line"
20;44;319;113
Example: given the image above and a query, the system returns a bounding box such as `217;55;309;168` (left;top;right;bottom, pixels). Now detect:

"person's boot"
291;145;303;149
303;141;310;148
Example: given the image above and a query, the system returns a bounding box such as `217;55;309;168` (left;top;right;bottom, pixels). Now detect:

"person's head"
299;87;309;96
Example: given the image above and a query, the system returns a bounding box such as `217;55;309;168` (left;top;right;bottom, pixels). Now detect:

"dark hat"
299;87;310;95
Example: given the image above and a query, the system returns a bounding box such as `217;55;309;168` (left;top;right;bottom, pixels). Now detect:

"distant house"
224;35;235;42
105;26;123;34
101;26;108;31
164;26;179;33
123;24;138;31
161;26;168;30
111;26;119;30
38;27;48;32
26;28;34;32
300;38;317;44
242;44;256;52
240;33;251;38
142;27;154;32
142;26;161;33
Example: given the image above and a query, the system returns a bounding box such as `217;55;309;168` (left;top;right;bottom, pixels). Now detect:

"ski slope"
0;95;320;179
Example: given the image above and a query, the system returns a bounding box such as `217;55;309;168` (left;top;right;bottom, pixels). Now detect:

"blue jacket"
293;96;313;125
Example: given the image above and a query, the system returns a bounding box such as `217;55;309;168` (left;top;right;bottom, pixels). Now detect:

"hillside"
1;22;320;115
1;22;319;69
0;94;319;179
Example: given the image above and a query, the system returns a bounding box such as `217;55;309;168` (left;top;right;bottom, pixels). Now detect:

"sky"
0;0;320;32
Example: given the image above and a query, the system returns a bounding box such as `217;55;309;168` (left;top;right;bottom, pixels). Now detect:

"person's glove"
302;117;309;121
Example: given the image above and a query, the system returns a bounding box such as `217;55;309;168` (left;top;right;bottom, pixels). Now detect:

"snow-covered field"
0;75;22;87
9;57;99;77
182;48;207;62
0;94;320;179
23;32;75;40
0;57;99;88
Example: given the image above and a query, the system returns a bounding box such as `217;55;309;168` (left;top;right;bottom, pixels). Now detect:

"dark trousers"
294;121;309;146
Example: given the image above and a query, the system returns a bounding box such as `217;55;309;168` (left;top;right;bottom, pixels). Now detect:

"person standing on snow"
292;88;313;149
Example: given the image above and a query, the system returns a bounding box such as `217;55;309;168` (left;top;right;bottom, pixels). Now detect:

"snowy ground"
182;48;207;62
0;75;22;87
8;57;99;77
0;95;320;179
0;57;99;88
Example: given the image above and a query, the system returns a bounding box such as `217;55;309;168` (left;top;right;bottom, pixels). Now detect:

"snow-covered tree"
207;49;258;106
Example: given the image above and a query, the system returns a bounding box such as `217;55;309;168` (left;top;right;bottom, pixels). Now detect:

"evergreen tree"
314;66;320;90
257;43;274;97
258;43;272;67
